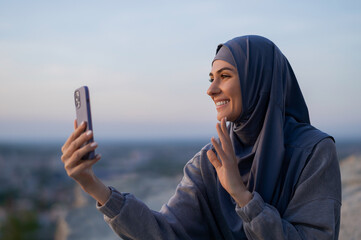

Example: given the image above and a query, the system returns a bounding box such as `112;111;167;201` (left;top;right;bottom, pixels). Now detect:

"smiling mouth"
215;100;229;108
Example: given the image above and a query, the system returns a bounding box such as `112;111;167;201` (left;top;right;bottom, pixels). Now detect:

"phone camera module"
74;90;81;108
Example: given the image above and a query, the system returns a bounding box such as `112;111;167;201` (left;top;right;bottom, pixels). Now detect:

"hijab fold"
214;36;331;214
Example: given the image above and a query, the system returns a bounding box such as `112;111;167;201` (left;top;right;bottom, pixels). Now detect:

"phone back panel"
74;86;95;159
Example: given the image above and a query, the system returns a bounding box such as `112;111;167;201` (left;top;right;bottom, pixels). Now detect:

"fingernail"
86;130;92;136
81;121;85;126
90;142;97;147
224;117;227;122
97;154;102;159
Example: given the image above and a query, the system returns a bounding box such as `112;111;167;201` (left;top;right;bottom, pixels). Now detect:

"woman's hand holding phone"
61;120;110;205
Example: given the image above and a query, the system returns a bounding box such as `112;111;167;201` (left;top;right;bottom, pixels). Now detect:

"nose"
207;80;221;97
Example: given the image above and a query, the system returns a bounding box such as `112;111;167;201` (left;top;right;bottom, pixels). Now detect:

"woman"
61;35;341;239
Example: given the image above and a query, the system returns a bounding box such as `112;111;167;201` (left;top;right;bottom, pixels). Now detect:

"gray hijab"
213;36;331;214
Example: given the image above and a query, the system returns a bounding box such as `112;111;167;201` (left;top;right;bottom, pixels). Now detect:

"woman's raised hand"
61;120;110;205
206;118;253;207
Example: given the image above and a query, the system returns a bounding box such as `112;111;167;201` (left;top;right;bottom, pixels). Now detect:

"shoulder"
183;143;215;186
185;142;213;168
314;137;336;152
306;137;338;173
201;142;213;152
181;143;213;182
284;117;332;150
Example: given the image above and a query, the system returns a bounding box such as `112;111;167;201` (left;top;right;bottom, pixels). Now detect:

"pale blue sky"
0;1;360;142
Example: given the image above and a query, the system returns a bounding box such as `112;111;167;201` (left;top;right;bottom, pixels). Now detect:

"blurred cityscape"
0;139;206;239
0;139;360;239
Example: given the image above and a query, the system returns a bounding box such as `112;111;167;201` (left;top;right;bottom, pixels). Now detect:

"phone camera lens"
74;91;81;108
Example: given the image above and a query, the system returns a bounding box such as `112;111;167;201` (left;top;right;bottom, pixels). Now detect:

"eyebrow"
209;67;236;77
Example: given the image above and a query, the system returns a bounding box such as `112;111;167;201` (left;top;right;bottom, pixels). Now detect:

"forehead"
210;60;237;74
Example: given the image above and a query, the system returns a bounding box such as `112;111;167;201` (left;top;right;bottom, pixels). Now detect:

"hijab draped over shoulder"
213;36;331;214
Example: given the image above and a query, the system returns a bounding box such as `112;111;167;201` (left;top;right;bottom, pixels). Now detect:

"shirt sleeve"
96;153;212;240
236;138;342;240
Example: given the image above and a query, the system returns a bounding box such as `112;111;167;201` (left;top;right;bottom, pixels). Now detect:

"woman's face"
207;60;242;122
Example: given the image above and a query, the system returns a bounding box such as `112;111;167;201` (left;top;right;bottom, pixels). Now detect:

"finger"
62;130;94;161
67;154;101;179
219;118;233;153
69;139;97;165
70;154;101;174
216;122;232;154
62;121;88;154
65;141;98;168
211;137;227;161
74;119;78;130
62;129;93;161
215;123;225;146
62;121;86;153
207;149;222;169
221;117;230;141
212;137;235;169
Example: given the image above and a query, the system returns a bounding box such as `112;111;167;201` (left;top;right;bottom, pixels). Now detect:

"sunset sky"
1;1;360;142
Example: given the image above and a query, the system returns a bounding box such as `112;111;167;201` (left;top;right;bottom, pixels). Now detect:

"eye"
221;74;230;79
209;78;214;83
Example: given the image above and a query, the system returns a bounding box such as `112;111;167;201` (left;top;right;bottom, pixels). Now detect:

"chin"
217;114;227;122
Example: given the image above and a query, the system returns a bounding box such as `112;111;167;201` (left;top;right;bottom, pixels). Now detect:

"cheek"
229;87;240;101
230;89;242;114
235;99;242;115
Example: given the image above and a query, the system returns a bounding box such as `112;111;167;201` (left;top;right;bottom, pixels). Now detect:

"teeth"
216;100;229;106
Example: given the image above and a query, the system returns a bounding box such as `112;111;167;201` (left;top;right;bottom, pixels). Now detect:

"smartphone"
74;86;95;160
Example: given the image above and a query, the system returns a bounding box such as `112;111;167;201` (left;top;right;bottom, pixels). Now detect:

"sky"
0;1;360;143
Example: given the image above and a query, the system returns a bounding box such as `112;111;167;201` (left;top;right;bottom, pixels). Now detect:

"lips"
215;99;230;109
